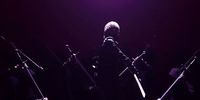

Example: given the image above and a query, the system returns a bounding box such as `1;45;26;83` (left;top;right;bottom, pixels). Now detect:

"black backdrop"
0;0;200;99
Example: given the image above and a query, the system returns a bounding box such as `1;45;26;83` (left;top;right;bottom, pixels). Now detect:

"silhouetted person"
91;21;137;100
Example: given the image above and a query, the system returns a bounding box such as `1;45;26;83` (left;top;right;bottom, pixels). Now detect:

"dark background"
0;0;200;99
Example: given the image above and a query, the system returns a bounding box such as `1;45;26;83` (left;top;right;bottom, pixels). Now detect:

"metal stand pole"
0;35;47;100
157;54;197;100
118;49;146;99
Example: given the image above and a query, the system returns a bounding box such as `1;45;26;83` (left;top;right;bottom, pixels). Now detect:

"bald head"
104;21;120;32
103;21;120;40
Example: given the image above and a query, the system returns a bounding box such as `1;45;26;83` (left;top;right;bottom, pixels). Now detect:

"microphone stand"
157;54;198;100
1;35;47;100
119;51;146;76
118;48;146;99
64;44;96;88
15;48;47;100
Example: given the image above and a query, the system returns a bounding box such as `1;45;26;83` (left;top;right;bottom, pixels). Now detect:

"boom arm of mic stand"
17;49;44;70
157;55;197;100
